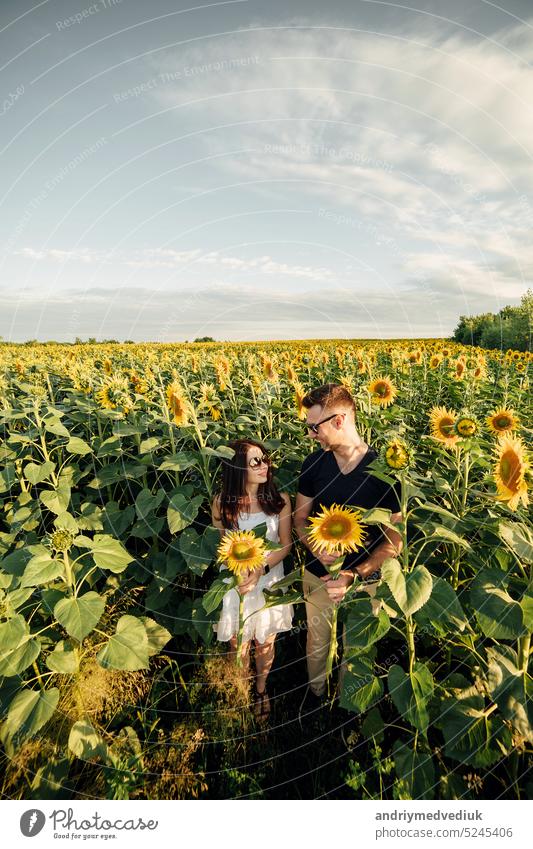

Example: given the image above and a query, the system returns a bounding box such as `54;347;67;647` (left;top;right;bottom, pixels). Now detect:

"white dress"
216;509;294;645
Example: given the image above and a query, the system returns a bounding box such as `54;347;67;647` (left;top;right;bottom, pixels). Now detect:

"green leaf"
39;481;71;515
101;502;135;537
66;437;93;455
88;534;134;573
381;559;433;617
521;583;533;632
414;576;468;634
340;649;383;714
0;615;41;676
96;615;150;670
0;463;17;493
388;662;434;734
46;640;79;674
53;511;79;534
437;693;513;767
0;688;59;754
167;492;203;533
54;592;105;641
202;573;237;614
24;461;56;485
361;707;385;742
470;568;526;640
20;549;63;588
344;595;390;650
44;418;70;437
0;547;33;577
139;437;159;454
360;507;398;529
178;526;218;576
393;739;435;800
135;488;165;521
424;523;471;549
3;587;34;615
200;445;235;459
96;436;123;457
140;617;172;656
158;451;197;472
486;646;533;744
77;502;104;531
498;521;533;564
68;720;107;761
88;462;147;488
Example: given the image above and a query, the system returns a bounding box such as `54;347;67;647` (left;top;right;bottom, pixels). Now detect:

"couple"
211;383;403;721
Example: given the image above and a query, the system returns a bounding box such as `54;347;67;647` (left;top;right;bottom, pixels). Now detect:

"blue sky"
1;0;532;341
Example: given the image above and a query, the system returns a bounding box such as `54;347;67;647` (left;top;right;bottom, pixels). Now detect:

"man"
293;383;403;703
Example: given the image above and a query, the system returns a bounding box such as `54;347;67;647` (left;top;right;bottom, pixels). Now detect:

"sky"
1;0;532;342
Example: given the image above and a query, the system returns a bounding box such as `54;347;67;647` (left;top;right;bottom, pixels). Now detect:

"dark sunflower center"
324;518;350;539
439;418;455;436
495;416;511;429
232;542;254;560
500;451;521;491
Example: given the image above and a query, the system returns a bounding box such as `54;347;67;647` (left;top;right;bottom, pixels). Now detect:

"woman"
211;438;293;721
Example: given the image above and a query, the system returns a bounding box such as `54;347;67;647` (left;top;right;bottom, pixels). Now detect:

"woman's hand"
237;566;264;595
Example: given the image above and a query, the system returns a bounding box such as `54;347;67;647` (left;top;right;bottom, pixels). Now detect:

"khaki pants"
303;569;347;697
303;570;381;697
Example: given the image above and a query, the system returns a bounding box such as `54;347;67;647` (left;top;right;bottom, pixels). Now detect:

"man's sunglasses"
248;454;270;469
305;412;345;434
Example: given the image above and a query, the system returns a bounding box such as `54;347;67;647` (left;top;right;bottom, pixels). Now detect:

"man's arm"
321;511;403;601
354;511;403;580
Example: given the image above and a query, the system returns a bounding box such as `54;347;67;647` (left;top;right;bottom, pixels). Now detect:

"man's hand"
315;551;339;567
237;566;263;595
320;570;354;604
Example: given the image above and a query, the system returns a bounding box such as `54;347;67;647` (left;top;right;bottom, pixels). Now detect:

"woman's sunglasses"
248;454;270;469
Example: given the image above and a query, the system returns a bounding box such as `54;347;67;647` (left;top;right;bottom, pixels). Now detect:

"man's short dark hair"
301;383;356;415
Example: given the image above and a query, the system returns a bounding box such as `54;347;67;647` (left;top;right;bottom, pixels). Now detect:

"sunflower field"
0;339;531;800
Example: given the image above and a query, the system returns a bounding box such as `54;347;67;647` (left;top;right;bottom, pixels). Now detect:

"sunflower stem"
518;633;531;676
236;590;245;669
406;616;416;674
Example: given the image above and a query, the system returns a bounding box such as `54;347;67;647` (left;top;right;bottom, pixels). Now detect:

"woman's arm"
263;492;292;571
211;494;225;538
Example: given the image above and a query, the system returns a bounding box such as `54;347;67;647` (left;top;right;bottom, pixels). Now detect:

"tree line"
452;289;532;351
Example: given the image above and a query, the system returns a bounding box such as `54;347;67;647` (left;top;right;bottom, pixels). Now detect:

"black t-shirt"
297;446;402;578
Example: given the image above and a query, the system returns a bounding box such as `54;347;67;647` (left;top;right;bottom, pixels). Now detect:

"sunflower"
494;435;530;511
453;358;466;380
368;376;397;408
103;358;112;375
166;380;190;426
429;405;459;447
455;416;478;438
307;504;366;557
487;408;519;435
429;353;443;369
286;363;297;383
96;375;133;413
199;382;222;421
48;528;75;553
382;438;411;470
126;369;148;395
293;380;307;420
217;530;266;578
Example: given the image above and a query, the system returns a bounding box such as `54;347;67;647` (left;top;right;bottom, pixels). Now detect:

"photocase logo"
20;810;46;837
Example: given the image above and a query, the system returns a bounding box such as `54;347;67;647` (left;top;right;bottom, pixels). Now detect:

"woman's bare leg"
254;634;276;692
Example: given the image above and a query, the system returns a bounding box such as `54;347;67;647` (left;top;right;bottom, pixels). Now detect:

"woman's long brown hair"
218;438;285;529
